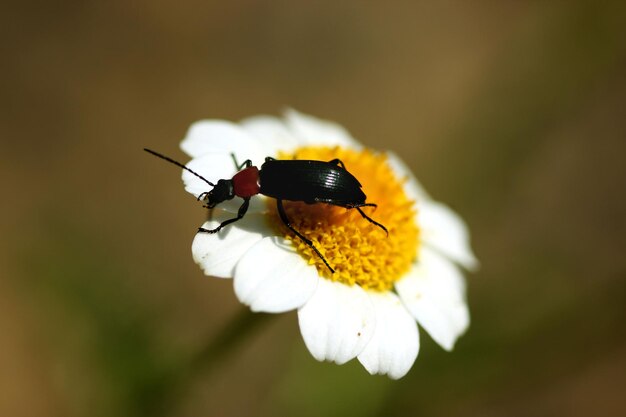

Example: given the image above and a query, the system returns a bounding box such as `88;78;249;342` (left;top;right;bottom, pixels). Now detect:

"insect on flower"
143;148;388;273
144;110;478;379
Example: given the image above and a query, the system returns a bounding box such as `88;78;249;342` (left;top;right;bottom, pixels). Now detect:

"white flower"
180;109;478;379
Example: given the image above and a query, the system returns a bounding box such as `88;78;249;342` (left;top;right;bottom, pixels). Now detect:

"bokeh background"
2;1;625;416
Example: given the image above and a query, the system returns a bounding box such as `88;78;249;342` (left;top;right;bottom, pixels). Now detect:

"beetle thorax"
232;166;260;198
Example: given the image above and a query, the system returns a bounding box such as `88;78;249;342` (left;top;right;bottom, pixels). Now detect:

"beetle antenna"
144;148;214;186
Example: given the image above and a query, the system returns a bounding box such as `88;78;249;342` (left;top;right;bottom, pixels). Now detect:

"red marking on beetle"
232;166;260;197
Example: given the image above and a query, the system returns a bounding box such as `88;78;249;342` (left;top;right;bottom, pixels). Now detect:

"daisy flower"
179;109;478;379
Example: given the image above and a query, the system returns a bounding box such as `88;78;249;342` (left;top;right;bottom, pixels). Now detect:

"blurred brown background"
2;1;625;416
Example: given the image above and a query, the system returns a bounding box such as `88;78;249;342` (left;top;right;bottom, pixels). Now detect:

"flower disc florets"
268;146;419;291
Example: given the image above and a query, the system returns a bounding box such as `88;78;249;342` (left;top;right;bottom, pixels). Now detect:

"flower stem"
150;308;273;416
186;308;272;376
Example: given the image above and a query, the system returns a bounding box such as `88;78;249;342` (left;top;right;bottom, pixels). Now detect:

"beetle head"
143;149;237;209
202;179;235;208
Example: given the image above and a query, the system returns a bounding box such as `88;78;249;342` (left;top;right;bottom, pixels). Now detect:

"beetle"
144;148;387;273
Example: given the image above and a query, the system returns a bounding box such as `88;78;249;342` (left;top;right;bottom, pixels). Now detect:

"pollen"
266;146;419;291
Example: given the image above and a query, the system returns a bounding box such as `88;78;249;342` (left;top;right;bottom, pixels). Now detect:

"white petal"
357;292;419;379
180;120;266;166
239;115;300;155
385;151;431;203
396;247;469;351
182;153;268;214
182;153;233;197
284;109;361;149
234;237;319;313
192;211;274;278
298;279;375;365
418;201;479;270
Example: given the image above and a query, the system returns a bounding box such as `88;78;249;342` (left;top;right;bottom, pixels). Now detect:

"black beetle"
144;148;387;273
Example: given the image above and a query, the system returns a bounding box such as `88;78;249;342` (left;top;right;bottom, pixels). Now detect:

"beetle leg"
276;199;335;274
356;202;378;211
353;206;389;236
198;198;250;234
327;158;346;169
231;153;252;170
196;191;210;202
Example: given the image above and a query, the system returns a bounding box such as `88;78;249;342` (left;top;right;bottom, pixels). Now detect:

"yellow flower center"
266;146;419;291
